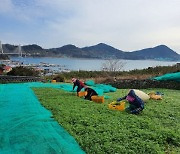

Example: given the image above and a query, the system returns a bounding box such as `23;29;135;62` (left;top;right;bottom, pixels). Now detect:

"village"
0;59;71;76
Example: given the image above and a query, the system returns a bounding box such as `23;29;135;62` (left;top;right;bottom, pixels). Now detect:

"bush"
47;64;180;82
7;66;40;76
53;75;65;82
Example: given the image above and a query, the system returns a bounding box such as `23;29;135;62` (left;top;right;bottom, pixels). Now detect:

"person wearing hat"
117;89;144;114
72;78;85;95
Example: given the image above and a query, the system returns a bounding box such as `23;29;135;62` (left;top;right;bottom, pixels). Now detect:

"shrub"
53;75;65;82
7;66;40;76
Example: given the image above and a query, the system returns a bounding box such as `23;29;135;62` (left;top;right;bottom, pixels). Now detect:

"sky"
0;0;180;53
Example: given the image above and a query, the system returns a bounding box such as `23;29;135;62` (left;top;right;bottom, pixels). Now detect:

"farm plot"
33;88;180;154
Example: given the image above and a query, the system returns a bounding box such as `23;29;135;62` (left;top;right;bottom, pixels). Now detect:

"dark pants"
77;86;83;93
125;104;143;114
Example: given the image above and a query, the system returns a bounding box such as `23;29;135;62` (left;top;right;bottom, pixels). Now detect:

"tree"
101;59;126;72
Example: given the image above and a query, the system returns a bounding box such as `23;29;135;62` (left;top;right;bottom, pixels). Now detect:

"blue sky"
0;0;180;53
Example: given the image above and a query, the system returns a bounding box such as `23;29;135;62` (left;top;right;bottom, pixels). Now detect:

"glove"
117;98;122;102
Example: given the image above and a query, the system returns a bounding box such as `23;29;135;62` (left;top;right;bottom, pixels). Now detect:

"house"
3;66;12;73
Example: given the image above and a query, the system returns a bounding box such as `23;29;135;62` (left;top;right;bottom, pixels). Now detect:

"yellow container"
51;80;56;83
108;101;125;111
78;91;87;97
91;96;104;103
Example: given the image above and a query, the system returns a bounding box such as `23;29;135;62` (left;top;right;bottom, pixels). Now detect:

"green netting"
0;81;117;152
93;84;117;93
24;82;83;92
0;83;85;154
84;80;117;97
92;88;104;96
84;80;95;86
25;81;116;98
104;95;111;99
153;72;180;82
26;81;116;97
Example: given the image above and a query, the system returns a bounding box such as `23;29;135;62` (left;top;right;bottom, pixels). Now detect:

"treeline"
4;64;179;82
51;64;180;82
127;64;180;75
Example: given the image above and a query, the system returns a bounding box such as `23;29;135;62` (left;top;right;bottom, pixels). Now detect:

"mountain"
48;44;91;58
82;43;180;60
1;43;180;60
2;44;19;53
22;44;48;56
2;44;48;57
129;45;180;60
82;43;125;59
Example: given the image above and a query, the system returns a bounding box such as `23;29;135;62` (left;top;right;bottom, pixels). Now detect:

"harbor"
0;59;71;76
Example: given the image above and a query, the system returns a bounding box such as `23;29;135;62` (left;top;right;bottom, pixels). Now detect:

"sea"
9;57;179;72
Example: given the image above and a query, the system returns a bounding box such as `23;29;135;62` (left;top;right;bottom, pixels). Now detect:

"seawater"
10;57;179;71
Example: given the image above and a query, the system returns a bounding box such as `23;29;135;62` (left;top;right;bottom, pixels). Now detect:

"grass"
33;87;180;154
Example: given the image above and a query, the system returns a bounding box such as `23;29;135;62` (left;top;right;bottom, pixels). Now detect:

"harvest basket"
78;91;87;97
108;101;125;111
91;96;104;103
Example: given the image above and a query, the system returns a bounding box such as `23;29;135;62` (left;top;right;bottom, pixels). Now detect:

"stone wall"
105;79;180;90
0;75;42;83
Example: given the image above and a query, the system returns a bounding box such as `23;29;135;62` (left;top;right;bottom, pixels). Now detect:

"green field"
33;88;180;154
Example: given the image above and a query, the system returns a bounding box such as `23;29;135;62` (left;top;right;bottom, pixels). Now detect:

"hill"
82;43;125;59
48;44;91;58
1;43;180;60
129;45;179;60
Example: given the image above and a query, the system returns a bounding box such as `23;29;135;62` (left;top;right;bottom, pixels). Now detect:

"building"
3;66;12;73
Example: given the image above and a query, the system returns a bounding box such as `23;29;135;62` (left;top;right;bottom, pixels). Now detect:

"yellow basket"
51;80;56;83
108;101;125;111
91;96;104;103
78;91;87;97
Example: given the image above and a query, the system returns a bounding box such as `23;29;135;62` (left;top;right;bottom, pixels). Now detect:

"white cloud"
0;0;180;53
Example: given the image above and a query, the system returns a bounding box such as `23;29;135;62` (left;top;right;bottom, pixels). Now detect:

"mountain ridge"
1;43;180;60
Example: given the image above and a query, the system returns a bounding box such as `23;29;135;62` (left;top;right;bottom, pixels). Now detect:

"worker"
72;78;85;95
117;89;144;114
84;87;98;101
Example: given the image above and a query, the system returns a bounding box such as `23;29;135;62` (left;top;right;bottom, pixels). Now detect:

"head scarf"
72;78;77;83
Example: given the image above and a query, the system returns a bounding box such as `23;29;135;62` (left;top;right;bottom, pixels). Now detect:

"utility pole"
0;41;3;54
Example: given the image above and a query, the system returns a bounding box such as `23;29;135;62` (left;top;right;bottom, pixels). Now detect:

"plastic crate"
78;91;87;97
108;101;125;111
91;96;104;103
51;80;56;83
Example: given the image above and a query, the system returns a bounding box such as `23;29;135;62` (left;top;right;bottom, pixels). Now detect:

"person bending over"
84;87;98;101
117;89;144;114
72;78;85;95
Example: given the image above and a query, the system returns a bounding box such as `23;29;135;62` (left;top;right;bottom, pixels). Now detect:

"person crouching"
117;89;144;114
84;87;98;101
